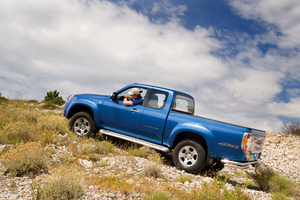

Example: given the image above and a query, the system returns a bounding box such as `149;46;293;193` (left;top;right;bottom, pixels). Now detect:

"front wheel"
69;112;95;137
172;139;206;173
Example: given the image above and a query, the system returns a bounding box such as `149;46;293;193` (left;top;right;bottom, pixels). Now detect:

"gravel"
0;132;299;199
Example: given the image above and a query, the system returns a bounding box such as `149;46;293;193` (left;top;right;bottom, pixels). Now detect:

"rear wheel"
69;112;95;137
172;139;206;173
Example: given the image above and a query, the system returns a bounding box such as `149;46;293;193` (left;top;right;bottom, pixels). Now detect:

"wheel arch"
67;104;95;120
168;123;217;158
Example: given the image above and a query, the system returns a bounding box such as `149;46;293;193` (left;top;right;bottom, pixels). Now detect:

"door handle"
131;109;140;113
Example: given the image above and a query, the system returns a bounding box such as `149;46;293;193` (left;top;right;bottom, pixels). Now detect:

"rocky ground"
0;132;299;200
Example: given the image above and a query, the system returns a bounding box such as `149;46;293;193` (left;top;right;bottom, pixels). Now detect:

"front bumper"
221;159;259;169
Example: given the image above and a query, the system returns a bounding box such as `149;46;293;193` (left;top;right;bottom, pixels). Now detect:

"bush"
247;163;299;198
44;90;66;106
43;177;84;200
143;162;163;179
3;122;36;144
58;153;75;164
0;93;8;104
3;142;48;177
89;153;101;161
247;163;274;191
281;120;300;136
143;191;170;200
94;141;114;155
269;172;299;197
37;115;69;135
129;146;156;158
81;143;95;155
176;176;193;183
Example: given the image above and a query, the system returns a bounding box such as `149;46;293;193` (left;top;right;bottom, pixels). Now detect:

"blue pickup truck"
64;83;266;173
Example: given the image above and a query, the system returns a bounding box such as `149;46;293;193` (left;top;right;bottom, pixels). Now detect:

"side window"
146;90;168;110
117;87;147;101
173;95;194;114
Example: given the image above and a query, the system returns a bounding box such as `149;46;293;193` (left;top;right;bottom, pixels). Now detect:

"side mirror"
110;92;117;101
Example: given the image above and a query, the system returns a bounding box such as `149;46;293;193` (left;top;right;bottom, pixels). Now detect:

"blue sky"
0;0;300;132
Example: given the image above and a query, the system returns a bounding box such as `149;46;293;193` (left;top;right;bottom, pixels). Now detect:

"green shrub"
3;122;36;144
0;93;8;104
143;191;170;200
89;153;101;161
247;163;274;191
43;177;84;200
247;163;299;198
81;143;95;155
179;174;249;200
94;141;114;155
143;162;163;179
37;115;69;135
176;176;193;183
269;172;299;197
58;153;75;164
41;103;58;110
129;148;143;157
3;142;48;177
129;146;156;158
44;90;66;106
27;99;38;103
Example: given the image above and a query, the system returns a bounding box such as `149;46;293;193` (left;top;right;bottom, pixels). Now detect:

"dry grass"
1;99;299;200
43;177;84;200
3;142;48;177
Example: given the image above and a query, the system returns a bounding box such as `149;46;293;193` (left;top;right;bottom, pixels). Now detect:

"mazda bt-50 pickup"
64;83;266;173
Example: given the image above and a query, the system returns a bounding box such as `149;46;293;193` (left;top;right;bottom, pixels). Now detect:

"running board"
99;129;171;153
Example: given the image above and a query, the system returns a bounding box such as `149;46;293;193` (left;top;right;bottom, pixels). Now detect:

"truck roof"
126;83;194;99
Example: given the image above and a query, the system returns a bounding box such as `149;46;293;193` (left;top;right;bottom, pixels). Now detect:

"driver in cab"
123;88;143;106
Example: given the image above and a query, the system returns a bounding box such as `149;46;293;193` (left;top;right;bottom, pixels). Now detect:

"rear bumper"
221;159;259;169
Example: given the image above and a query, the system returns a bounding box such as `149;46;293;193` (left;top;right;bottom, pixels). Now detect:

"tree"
281;120;300;136
0;93;8;103
43;90;66;106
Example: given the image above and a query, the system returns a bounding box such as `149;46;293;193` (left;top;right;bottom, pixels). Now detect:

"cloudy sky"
1;0;300;132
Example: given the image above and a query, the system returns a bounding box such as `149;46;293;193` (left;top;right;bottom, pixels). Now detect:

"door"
138;89;170;144
100;87;148;137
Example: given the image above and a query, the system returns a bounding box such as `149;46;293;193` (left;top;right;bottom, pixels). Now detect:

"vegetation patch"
247;163;300;198
176;175;193;183
0;93;8;104
43;90;66;106
129;146;156;158
3;121;36;144
43;177;84;200
143;191;170;200
3;142;48;177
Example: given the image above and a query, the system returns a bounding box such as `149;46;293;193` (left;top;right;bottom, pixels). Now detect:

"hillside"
0;101;299;200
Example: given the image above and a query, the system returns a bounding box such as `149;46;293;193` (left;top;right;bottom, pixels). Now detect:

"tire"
69;112;95;137
172;139;206;173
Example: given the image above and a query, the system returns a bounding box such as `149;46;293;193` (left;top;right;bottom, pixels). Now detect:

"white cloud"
151;0;187;17
0;0;224;96
228;0;300;48
268;97;300;118
0;0;299;132
287;88;300;97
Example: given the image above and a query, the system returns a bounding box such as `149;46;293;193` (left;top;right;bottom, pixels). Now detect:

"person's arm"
123;97;133;106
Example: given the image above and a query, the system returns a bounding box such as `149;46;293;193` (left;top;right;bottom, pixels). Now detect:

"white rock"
78;159;93;169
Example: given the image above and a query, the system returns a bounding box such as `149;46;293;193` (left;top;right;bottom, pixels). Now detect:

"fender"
68;99;101;127
167;122;217;158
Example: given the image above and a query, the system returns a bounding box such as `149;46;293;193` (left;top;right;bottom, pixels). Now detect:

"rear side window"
173;95;194;114
146;90;168;110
